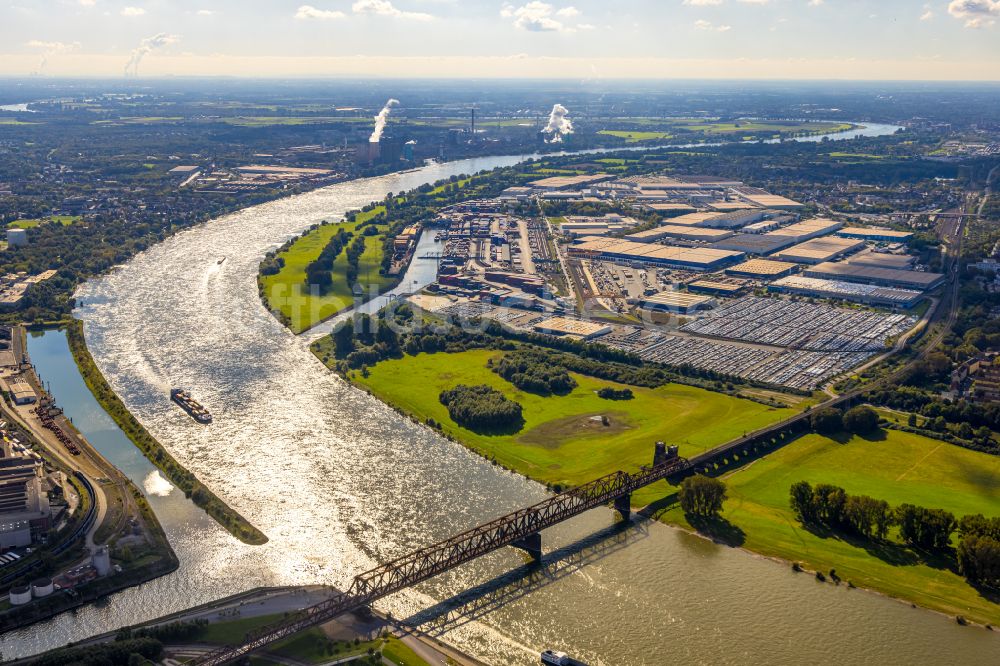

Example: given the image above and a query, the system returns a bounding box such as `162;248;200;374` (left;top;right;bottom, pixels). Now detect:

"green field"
9;215;80;228
646;430;1000;624
259;208;397;333
598;120;853;143
597;130;674;143
351;349;794;488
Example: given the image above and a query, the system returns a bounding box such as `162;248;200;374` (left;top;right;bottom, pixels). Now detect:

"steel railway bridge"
195;443;686;665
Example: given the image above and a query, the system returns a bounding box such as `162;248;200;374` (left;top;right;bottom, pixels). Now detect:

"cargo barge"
170;388;212;424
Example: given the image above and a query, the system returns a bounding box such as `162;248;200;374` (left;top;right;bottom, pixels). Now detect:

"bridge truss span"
196;445;687;665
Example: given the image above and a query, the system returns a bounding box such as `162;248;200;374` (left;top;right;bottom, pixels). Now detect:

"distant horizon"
2;1;998;81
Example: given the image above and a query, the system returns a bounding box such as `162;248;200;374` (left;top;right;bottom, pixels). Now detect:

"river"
7;124;999;665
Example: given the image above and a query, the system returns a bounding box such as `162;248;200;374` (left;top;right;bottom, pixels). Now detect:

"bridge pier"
511;532;542;562
614;493;632;522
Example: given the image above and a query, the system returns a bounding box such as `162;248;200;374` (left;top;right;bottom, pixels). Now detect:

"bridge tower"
511;532;542;562
653;441;679;467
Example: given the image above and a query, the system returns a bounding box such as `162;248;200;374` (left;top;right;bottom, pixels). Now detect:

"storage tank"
31;577;54;597
9;585;32;605
92;545;111;576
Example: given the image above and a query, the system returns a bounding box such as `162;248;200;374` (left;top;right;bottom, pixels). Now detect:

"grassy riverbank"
346;348;794;489
259;207;398;333
644;429;1000;625
66;319;268;545
331;344;1000;625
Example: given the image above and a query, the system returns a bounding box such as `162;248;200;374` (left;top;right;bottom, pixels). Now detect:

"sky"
1;0;999;80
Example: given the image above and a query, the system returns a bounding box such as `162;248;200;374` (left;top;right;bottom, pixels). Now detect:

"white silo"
9;585;32;605
31;577;54;597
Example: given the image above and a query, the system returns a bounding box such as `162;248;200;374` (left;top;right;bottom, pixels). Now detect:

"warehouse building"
769;276;923;308
730;188;805;210
687;279;746;297
624;225;734;243
568;237;744;271
639;290;717;314
847;251;916;270
710;233;798;256
768;218;844;243
772;237;865;265
659;211;728;227
726;258;799;279
533;316;611;340
836;227;914;242
803;262;945;291
642;203;698;216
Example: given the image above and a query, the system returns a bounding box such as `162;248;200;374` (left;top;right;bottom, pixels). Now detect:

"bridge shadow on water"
399;516;652;636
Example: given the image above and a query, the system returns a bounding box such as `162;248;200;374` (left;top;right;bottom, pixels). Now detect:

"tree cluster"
439;384;524;431
957;515;1000;589
493;350;577;395
597;386;633;400
32;637;163;666
808;405;880;435
678;475;728;517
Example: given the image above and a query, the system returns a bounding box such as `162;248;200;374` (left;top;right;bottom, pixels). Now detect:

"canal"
6;127;1000;665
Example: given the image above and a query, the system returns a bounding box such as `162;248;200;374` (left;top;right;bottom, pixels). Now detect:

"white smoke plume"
26;40;79;75
369;98;399;143
542;103;573;143
124;33;179;77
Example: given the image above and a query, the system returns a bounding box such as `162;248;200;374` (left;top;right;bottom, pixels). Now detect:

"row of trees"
304;228;352;291
344;235;367;286
790;481;1000;589
790;481;956;547
438;384;523;432
492;350;577;396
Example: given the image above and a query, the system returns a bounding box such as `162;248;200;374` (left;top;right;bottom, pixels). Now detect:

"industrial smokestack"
124;33;179;77
369;98;399;143
542;103;574;143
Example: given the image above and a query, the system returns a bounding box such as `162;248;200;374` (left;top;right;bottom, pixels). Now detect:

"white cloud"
737;0;771;5
948;0;1000;28
920;6;933;21
78;0;96;6
501;2;585;32
196;9;217;16
120;6;145;17
26;40;79;52
683;0;723;5
695;19;731;32
294;5;347;20
808;0;824;6
352;0;433;21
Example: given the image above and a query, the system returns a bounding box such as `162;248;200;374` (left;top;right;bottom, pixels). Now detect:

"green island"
258;206;396;333
66;319;268;545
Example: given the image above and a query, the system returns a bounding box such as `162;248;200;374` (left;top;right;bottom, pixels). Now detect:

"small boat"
541;650;576;666
171;388;212;424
